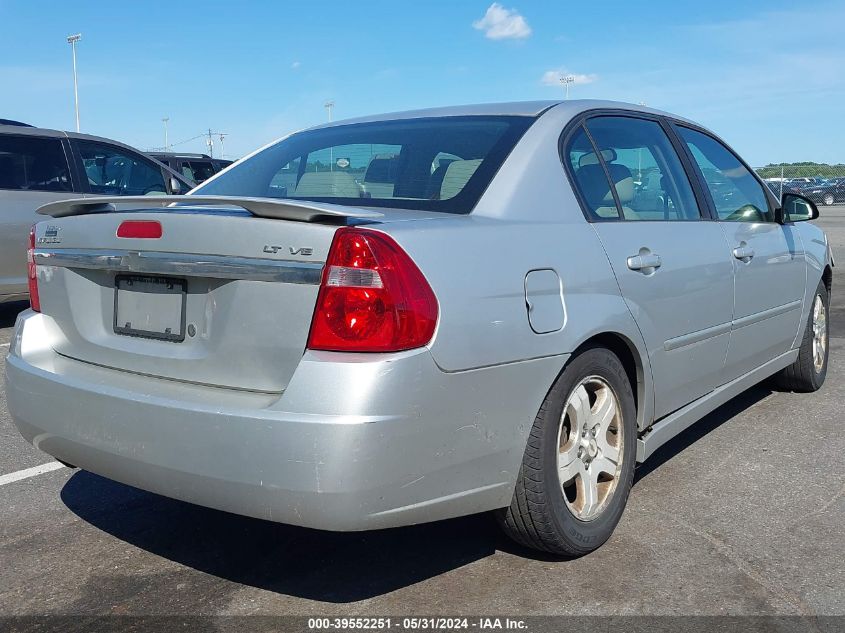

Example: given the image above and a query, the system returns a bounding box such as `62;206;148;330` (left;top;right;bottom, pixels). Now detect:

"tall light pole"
324;101;335;171
67;34;82;132
162;117;169;151
559;75;575;100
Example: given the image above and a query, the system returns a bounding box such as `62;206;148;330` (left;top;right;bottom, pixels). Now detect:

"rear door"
675;126;806;379
567;114;735;419
0;133;75;296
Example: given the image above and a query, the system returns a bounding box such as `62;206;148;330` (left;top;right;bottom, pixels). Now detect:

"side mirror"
780;192;819;223
169;177;184;195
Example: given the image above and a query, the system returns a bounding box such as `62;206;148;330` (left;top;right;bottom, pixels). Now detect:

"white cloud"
291;61;301;70
540;70;598;87
473;3;532;40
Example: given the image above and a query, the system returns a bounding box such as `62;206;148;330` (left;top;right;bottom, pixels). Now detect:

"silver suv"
0;123;193;303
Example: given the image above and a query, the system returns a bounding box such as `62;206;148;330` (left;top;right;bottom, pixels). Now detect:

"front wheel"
497;347;636;556
823;193;835;206
775;280;829;392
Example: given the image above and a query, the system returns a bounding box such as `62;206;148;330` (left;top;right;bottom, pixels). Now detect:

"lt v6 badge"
264;245;314;256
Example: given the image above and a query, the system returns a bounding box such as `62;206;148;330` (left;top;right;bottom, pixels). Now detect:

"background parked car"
147;152;233;186
0;123;193;303
798;179;845;206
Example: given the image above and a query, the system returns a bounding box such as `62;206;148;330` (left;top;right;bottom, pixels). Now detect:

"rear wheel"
823;193;835;206
498;347;636;556
776;280;829;392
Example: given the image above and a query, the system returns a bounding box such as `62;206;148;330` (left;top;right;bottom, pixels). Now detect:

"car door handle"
733;244;755;262
626;253;662;272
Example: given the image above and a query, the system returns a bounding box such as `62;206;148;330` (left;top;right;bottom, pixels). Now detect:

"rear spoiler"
36;195;384;222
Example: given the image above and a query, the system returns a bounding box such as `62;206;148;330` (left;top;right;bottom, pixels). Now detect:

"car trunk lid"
32;205;359;393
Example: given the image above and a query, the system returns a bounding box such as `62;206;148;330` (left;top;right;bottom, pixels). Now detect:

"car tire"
775;279;829;392
497;346;636;556
823;193;835;206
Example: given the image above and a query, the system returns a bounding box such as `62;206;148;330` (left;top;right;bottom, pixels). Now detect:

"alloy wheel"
812;294;827;373
556;377;624;521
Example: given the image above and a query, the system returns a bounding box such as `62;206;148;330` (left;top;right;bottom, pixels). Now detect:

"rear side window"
677;127;772;223
567;116;701;221
195;116;534;214
76;141;167;196
183;160;215;183
0;135;72;192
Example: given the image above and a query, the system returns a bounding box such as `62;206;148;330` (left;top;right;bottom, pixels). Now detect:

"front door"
676;126;805;379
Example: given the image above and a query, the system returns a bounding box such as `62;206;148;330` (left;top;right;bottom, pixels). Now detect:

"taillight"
307;228;438;352
117;220;163;238
27;225;40;312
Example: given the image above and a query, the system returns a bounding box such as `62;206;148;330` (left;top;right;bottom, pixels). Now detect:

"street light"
559;75;575;100
324;101;335;171
66;34;82;132
162;117;169;151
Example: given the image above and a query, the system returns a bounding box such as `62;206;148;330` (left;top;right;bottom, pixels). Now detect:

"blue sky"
1;0;843;166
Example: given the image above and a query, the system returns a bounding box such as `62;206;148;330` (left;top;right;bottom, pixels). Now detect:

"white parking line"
0;343;9;348
0;462;65;487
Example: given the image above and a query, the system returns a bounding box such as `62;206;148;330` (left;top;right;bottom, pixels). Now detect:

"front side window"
194;116;534;214
568;116;701;221
76;141;167;196
677;127;772;222
0;135;72;192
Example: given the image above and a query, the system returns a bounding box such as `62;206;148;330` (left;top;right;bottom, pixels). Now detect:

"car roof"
304;99;700;132
0;118;33;127
310;101;559;129
0;124;147;150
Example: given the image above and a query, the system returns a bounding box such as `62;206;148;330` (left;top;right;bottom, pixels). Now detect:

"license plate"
113;275;187;342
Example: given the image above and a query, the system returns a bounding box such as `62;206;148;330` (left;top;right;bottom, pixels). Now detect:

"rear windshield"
194;116;534;214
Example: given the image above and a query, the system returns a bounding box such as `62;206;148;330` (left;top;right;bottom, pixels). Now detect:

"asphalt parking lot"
1;209;844;623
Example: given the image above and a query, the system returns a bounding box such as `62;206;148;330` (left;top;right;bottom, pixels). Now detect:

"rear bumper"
5;310;566;530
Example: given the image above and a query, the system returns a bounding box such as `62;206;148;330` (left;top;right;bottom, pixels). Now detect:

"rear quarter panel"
382;217;655;429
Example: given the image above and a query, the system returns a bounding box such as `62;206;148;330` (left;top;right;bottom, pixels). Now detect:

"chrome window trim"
33;248;324;285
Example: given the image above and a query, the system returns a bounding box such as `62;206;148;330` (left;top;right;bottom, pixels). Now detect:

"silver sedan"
4;100;832;555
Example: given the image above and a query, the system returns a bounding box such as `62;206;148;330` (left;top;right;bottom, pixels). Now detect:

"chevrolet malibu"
4;101;832;555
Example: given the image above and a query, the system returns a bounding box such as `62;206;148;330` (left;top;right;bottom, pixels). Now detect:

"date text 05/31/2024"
308;617;529;630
